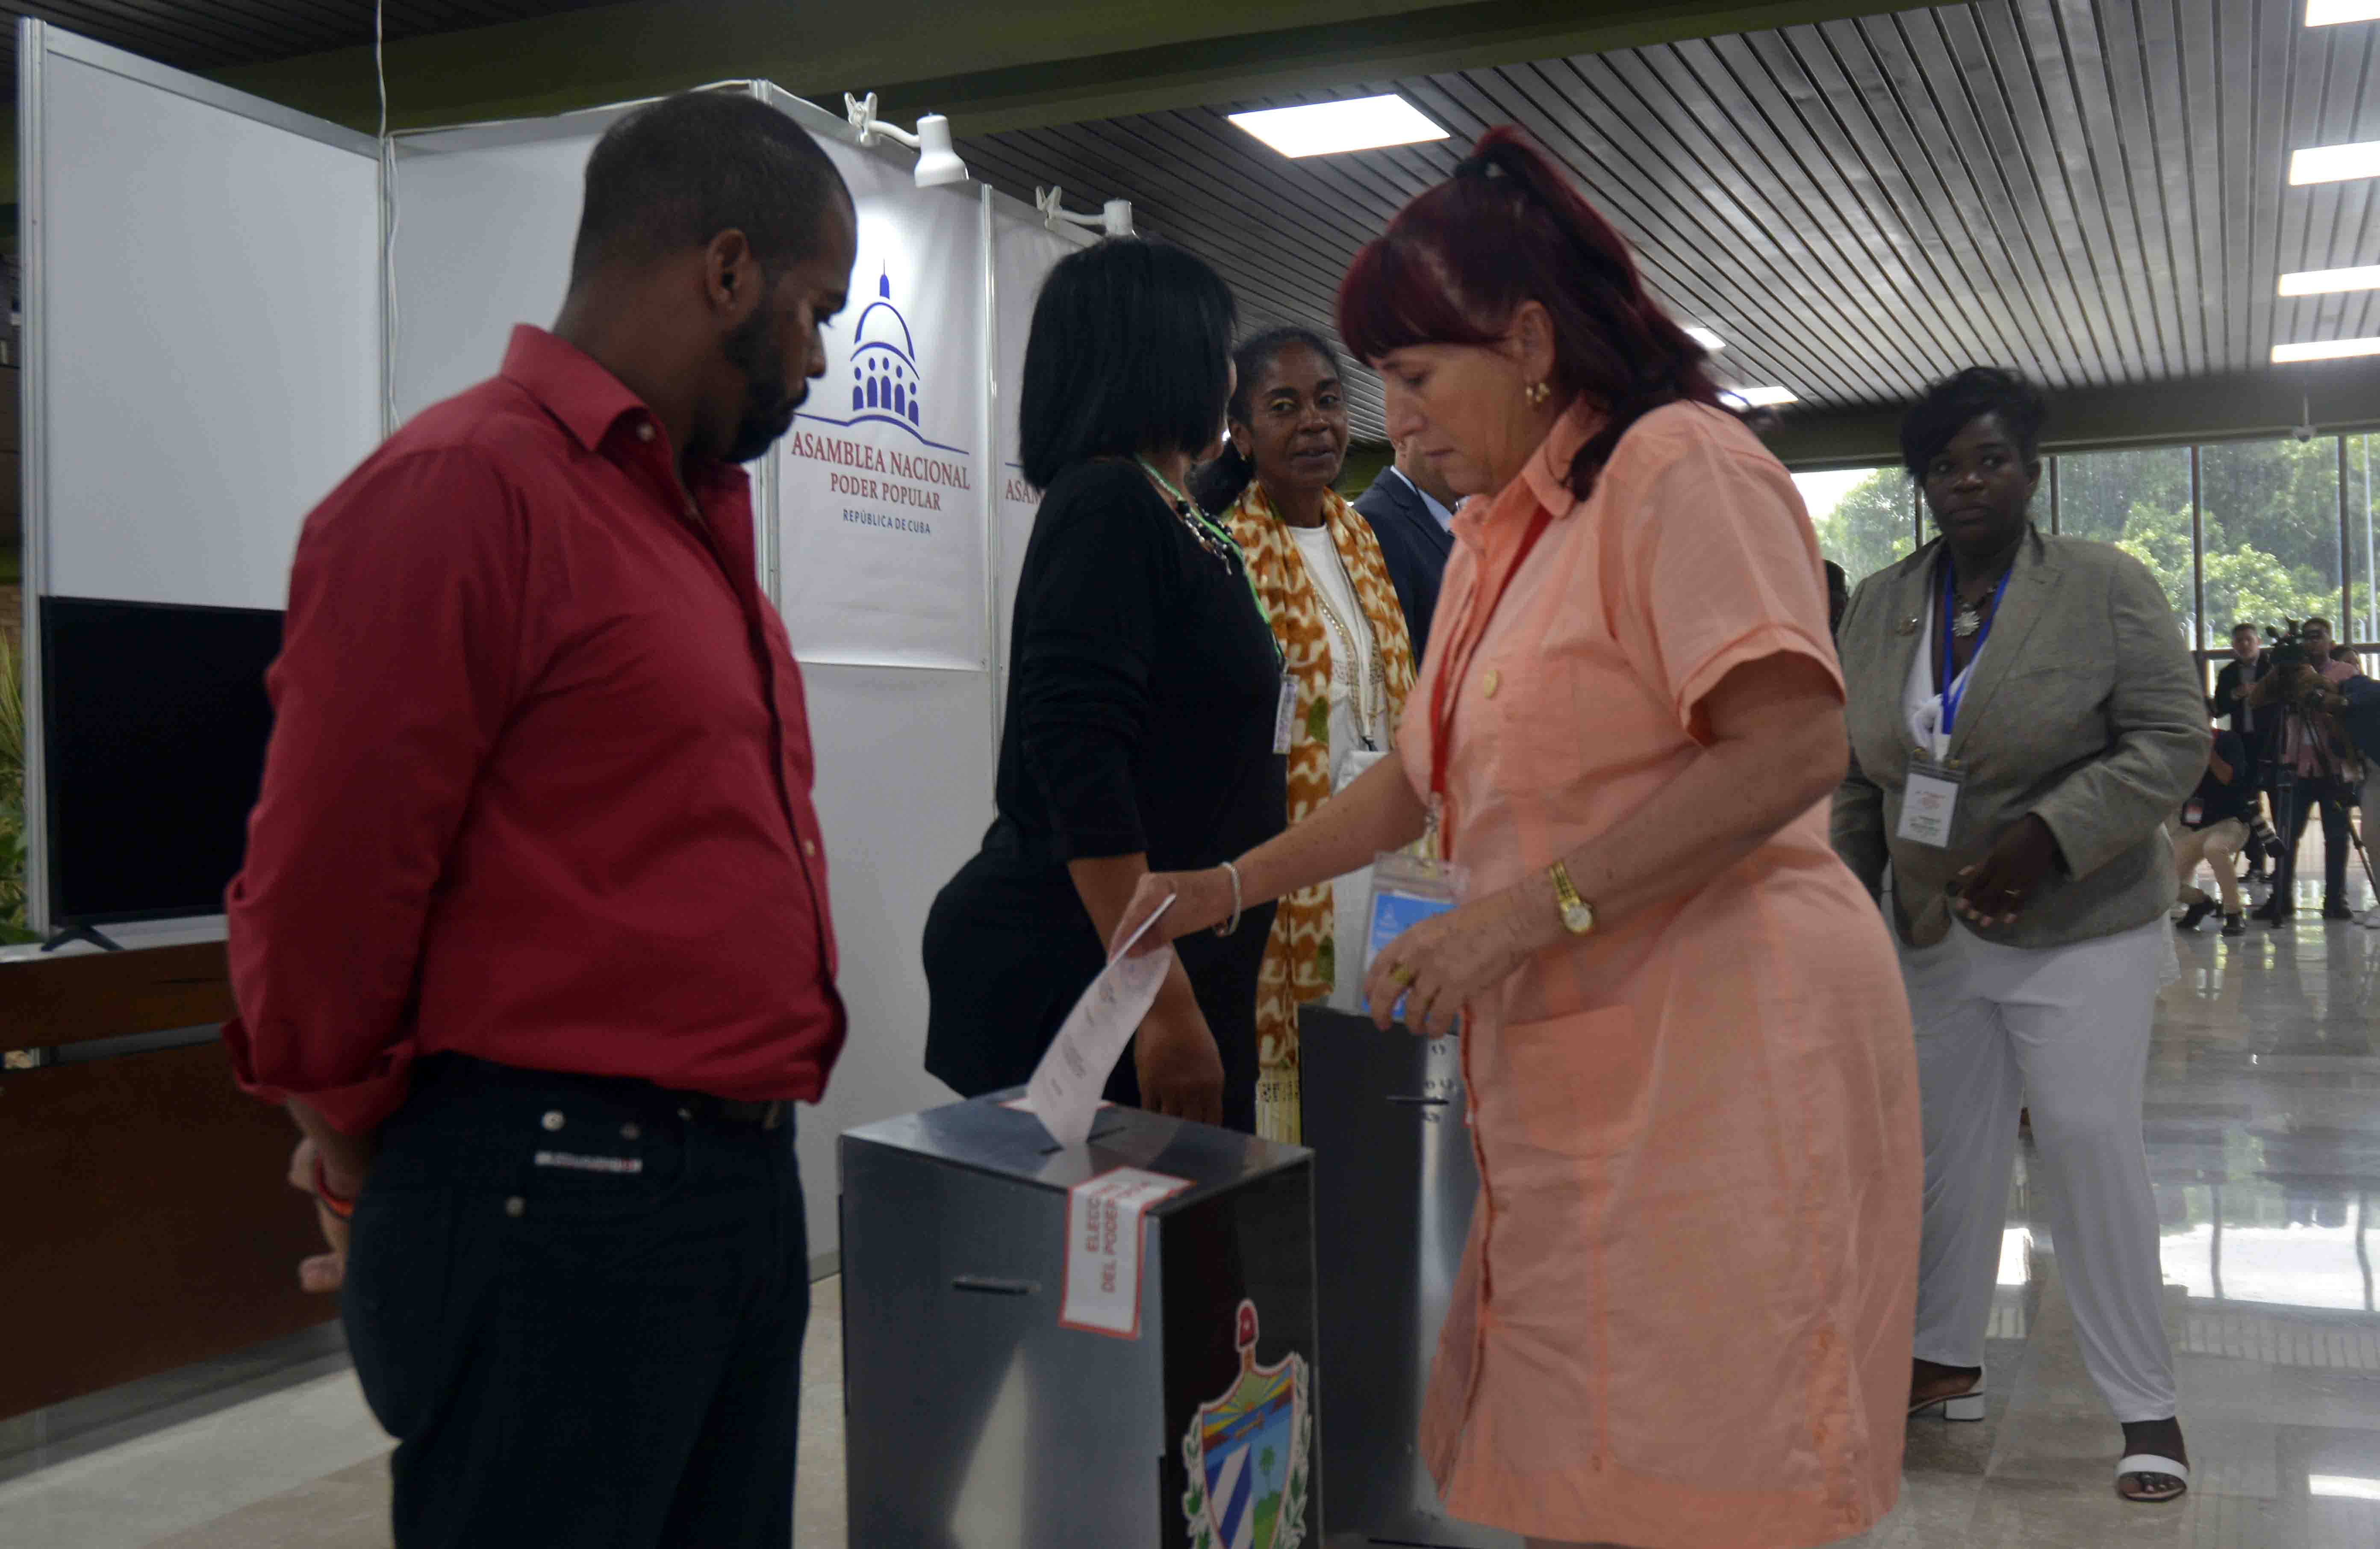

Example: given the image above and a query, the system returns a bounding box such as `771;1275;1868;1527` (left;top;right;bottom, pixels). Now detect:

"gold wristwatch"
1549;860;1596;936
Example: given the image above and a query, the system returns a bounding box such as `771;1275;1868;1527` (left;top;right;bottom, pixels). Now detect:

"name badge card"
1273;674;1298;755
1898;761;1964;849
1365;851;1470;1024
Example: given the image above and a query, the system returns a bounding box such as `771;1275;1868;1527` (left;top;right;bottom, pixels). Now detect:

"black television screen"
40;596;284;926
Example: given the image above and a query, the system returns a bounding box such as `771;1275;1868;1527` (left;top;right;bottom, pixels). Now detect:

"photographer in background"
2246;618;2361;925
2211;622;2277;887
2173;712;2253;937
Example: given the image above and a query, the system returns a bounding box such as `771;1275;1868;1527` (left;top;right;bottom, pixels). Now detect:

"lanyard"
1938;560;2012;737
1138;459;1282;666
1427;504;1555;853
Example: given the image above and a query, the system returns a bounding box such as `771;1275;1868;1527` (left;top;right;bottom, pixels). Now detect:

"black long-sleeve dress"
923;459;1288;1132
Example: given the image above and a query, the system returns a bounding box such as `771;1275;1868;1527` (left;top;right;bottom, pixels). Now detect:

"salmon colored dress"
1402;401;1919;1548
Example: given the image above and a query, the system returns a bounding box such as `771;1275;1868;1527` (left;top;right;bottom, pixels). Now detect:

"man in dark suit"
1353;437;1459;656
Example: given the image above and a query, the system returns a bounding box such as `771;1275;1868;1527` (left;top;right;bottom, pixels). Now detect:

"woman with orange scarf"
1192;327;1417;1141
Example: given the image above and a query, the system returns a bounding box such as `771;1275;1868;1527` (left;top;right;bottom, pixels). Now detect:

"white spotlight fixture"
1227;94;1449;159
845;91;969;188
1720;385;1799;409
2280;264;2380;295
2310;1476;2380;1501
1034;186;1134;238
1684;327;1727;352
2273;336;2380;362
2306;0;2380;24
2289;139;2380;185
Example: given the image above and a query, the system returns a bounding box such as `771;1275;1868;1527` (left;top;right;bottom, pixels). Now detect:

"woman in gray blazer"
1832;368;2208;1505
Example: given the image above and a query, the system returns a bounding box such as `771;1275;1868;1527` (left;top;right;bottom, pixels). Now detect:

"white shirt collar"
1387;465;1455;533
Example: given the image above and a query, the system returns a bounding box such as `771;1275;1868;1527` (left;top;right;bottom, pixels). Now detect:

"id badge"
1272;675;1297;755
2183;798;2204;827
1897;759;1963;849
1365;850;1470;1025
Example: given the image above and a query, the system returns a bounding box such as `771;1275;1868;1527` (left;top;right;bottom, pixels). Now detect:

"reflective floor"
4;868;2378;1548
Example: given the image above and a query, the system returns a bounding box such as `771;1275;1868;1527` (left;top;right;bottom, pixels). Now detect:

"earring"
1524;380;1551;408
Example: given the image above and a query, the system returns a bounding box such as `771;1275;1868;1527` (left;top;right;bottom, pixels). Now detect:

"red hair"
1337;126;1724;502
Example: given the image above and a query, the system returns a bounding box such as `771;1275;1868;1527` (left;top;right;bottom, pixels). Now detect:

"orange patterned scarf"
1225;483;1418;1141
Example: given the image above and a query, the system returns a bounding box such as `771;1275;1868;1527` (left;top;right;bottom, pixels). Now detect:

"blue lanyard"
1940;561;2011;736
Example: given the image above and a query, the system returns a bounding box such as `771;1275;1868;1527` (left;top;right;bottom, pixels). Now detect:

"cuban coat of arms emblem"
1180;1299;1312;1549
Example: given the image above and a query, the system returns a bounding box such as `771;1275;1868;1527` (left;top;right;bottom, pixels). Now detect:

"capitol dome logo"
800;267;969;457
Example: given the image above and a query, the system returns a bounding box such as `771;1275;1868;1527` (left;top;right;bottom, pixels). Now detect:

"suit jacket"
2211;657;2271;739
1353;467;1455;657
1831;530;2209;950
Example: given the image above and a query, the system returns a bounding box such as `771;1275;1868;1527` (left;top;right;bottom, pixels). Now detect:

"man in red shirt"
221;93;854;1547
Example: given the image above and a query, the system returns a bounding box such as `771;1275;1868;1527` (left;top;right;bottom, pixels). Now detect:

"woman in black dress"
923;240;1287;1132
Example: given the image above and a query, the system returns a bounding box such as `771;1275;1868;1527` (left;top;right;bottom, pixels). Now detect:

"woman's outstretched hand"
1361;886;1548;1037
1110;867;1239;957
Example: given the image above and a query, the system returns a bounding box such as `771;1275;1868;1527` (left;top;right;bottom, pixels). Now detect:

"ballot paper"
1021;895;1177;1148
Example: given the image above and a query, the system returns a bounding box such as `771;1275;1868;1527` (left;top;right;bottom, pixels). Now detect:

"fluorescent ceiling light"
2311;1476;2380;1500
2290;140;2380;184
1685;327;1726;352
2274;336;2380;362
1227;95;1449;159
2280;265;2380;295
1720;385;1798;408
2306;0;2380;24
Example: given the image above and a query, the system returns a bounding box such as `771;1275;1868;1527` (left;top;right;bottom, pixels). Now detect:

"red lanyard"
1427;504;1555;852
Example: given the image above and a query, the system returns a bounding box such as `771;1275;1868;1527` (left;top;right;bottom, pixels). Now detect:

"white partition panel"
26;29;380;612
790;661;989;1255
388;118;618;424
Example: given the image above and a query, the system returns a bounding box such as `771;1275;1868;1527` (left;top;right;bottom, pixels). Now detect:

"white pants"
1897;919;2176;1422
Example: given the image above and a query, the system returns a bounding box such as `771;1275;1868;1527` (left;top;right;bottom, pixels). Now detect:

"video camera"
2266;620;2315;674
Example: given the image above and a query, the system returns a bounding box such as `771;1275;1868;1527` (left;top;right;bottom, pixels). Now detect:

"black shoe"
2223;914;2246;937
2326;903;2356;922
2178;901;2216;931
2252;897;2286;924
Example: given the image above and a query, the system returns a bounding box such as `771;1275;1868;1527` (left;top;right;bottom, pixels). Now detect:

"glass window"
1794;465;1915;588
2054;447;2196;648
2348;433;2377;663
2199;437;2342;656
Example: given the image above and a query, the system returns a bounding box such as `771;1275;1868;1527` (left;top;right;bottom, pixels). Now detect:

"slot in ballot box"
841;1093;1321;1549
1299;1007;1518;1549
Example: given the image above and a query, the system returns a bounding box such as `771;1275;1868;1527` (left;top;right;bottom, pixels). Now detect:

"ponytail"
1191;440;1257;515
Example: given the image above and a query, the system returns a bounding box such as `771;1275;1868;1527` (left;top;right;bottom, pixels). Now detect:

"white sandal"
1907;1376;1986;1422
2115;1453;2190;1504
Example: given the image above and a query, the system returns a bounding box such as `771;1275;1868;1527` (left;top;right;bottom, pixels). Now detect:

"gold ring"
1390;965;1416;988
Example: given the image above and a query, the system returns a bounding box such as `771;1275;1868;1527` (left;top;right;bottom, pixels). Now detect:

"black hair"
1900;366;2049;481
1018;239;1237;492
1188;326;1342;513
2233;621;2262;638
570;93;851;288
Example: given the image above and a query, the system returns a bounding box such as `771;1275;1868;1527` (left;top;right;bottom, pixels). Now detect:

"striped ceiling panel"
959;0;2380;439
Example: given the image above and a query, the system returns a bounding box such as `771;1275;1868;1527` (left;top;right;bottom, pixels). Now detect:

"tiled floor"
6;871;2380;1548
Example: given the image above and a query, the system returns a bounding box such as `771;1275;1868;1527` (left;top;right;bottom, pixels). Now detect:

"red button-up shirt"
223;327;845;1135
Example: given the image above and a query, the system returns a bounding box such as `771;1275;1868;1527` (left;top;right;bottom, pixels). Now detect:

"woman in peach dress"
1116;129;1920;1549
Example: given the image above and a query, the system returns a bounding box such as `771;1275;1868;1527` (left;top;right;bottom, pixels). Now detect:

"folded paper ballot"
1022;895;1177;1147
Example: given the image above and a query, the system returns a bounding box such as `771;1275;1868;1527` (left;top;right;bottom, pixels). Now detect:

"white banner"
778;137;988;669
989;205;1096;689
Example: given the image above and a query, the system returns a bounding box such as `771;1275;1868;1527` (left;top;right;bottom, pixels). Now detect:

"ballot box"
841;1094;1321;1549
1299;1007;1517;1549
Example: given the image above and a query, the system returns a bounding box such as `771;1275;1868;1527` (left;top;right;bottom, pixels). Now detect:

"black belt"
416;1053;789;1132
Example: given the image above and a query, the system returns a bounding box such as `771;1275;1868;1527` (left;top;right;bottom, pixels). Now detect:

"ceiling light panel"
1227;95;1450;159
2272;337;2380;362
2280;265;2380;295
2290;141;2380;184
1721;386;1799;408
2305;1;2380;25
1685;327;1726;351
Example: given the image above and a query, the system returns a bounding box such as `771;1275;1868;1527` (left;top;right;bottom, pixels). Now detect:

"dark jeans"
345;1055;809;1549
2272;775;2352;911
